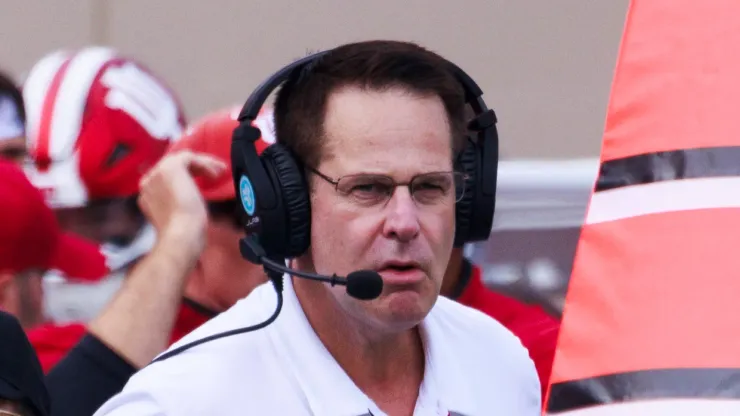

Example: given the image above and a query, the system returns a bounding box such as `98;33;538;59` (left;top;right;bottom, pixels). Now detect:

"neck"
292;258;425;390
440;250;464;297
183;268;223;313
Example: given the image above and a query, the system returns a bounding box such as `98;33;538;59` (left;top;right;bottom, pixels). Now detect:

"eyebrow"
339;170;454;178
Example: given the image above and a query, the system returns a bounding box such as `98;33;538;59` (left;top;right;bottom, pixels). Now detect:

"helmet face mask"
55;196;144;247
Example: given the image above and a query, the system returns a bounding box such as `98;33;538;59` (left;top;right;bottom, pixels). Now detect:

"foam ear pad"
261;144;312;257
454;137;479;247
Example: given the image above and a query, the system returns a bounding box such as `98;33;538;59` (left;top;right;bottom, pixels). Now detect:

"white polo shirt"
94;276;541;415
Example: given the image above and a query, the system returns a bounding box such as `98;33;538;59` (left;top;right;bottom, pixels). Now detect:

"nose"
382;187;420;242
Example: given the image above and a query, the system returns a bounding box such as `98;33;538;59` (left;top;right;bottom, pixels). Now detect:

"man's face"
0;270;45;329
197;211;267;310
309;86;457;331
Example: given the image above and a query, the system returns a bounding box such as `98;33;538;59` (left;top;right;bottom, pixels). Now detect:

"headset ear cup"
454;137;478;247
261;144;311;257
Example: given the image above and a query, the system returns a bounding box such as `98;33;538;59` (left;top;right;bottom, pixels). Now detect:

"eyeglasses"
309;168;468;208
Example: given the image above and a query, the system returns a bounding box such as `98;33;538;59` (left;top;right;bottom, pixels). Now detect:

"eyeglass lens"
335;172;466;206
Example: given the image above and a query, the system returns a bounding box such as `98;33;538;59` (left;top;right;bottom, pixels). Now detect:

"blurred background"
0;0;629;316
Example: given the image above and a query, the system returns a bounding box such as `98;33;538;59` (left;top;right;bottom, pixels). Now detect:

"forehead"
321;86;453;175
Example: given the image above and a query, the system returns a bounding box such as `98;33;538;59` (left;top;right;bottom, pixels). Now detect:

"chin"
380;290;437;329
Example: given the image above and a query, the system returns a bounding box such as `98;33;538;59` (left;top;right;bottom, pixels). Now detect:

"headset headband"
238;52;329;123
237;50;494;131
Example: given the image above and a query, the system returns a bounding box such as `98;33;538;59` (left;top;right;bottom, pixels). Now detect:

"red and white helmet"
22;46;187;208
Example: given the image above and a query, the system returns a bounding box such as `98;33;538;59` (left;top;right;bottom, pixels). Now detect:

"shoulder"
458;277;560;360
432;297;537;369
94;283;289;415
456;263;560;393
430;297;542;407
459;274;560;347
433;295;530;352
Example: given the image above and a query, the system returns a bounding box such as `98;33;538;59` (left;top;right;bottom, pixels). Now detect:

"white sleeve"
93;391;167;416
450;300;543;414
507;328;542;414
524;356;543;414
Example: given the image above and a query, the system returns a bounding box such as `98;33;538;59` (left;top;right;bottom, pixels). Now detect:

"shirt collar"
270;275;477;416
418;300;479;416
169;298;218;345
270;276;372;415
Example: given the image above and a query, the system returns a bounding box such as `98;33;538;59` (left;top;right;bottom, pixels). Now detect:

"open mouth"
382;264;417;272
377;261;425;284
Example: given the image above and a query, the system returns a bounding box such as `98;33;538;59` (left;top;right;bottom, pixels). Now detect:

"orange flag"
545;0;740;414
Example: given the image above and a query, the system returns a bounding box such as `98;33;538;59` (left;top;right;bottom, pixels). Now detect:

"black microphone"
259;257;383;300
239;237;384;301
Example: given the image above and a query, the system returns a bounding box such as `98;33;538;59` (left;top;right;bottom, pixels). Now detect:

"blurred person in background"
442;247;560;400
22;46;187;325
19;46;201;372
0;160;103;330
3;100;273;416
161;105;273;311
0;105;269;416
0;310;49;416
45;106;273;416
0;70;26;164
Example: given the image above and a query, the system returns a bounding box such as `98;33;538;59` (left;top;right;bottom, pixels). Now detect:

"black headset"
230;49;499;262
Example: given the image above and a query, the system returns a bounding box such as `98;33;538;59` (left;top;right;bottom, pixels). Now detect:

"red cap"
0;161;108;279
168;105;273;201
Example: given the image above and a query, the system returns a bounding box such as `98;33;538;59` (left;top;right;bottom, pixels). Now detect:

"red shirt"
456;263;560;399
27;299;213;373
